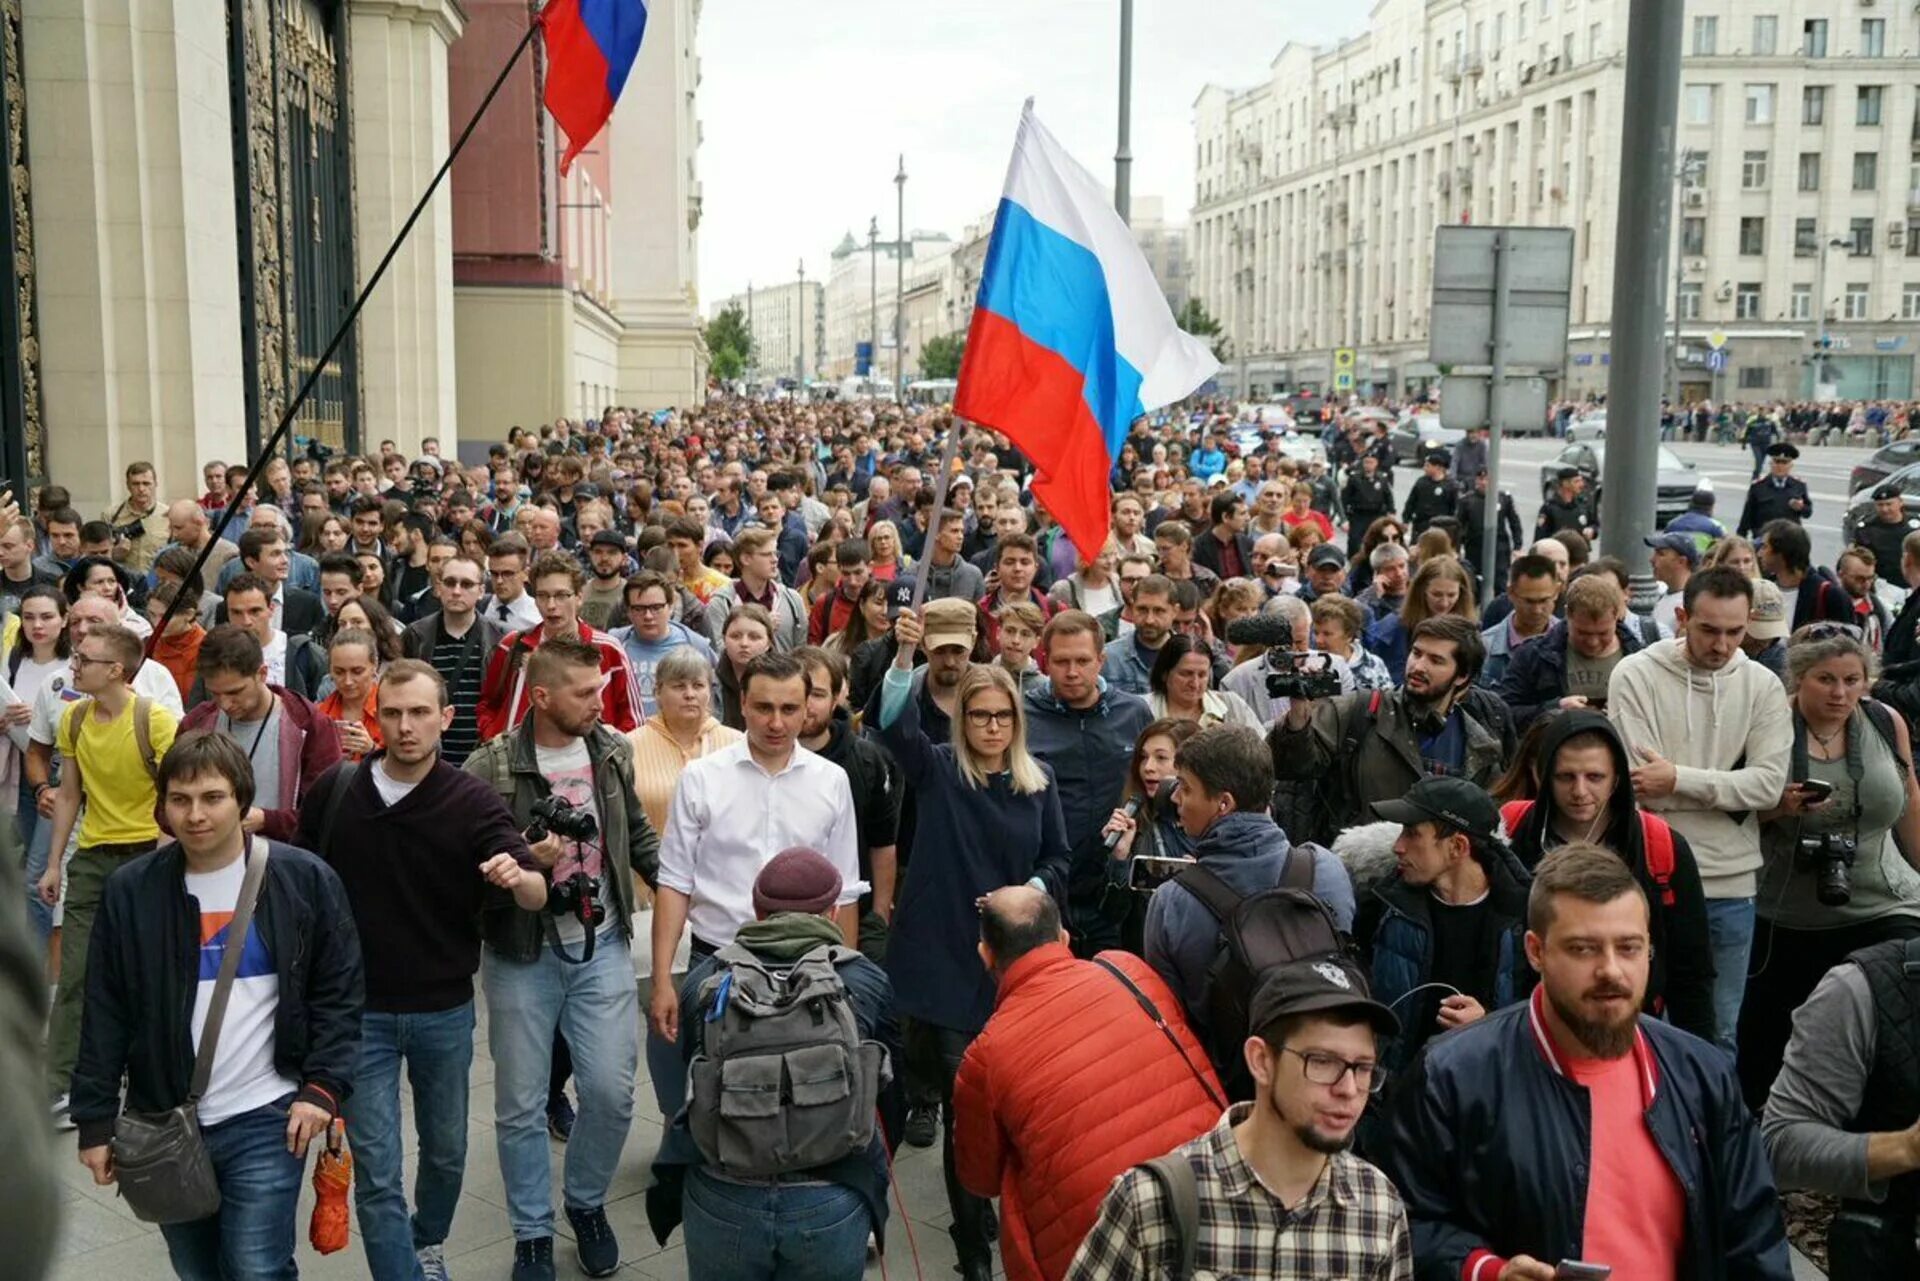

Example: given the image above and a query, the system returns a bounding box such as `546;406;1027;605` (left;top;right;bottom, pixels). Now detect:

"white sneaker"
417;1244;450;1281
50;1095;74;1132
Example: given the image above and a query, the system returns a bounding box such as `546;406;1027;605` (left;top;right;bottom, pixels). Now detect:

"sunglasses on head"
1800;621;1863;642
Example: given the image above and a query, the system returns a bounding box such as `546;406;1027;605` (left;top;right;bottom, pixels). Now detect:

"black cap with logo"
1372;776;1500;843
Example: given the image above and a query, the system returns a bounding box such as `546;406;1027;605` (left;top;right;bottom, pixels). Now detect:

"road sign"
1707;330;1728;350
1332;348;1355;393
1428;226;1575;368
1706;349;1727;372
1439;373;1549;432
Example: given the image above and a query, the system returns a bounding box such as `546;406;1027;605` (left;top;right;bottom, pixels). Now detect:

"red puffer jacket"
953;942;1223;1281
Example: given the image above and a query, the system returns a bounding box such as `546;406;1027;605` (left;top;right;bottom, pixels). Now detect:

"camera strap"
1790;709;1866;831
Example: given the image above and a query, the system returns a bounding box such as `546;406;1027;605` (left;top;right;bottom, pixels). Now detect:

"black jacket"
1401;475;1461;534
1494;618;1646;730
1501;710;1718;1042
1738;475;1812;537
1191;527;1254;578
70;840;364;1148
216;586;324;637
809;710;903;911
1379;989;1792;1281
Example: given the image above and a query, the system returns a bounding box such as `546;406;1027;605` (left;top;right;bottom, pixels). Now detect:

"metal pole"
908;426;965;612
1600;0;1685;615
1481;230;1509;595
1115;0;1133;224
796;259;805;386
868;216;879;381
895;155;907;402
1668;157;1686;408
1814;239;1830;396
746;282;754;383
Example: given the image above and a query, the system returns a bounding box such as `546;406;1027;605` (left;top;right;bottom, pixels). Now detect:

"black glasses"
963;708;1016;728
1801;621;1863;642
1282;1046;1385;1093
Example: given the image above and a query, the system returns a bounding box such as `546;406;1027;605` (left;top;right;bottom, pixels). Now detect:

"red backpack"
1499;800;1677;907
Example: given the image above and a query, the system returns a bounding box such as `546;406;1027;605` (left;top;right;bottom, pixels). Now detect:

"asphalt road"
1403;436;1878;571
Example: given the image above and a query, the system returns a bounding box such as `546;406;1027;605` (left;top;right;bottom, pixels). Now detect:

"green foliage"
705;304;754;382
919;332;966;380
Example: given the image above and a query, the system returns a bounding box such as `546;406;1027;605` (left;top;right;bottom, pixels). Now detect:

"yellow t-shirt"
61;696;179;847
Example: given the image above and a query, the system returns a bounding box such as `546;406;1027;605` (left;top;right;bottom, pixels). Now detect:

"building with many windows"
707;279;823;385
1191;0;1920;405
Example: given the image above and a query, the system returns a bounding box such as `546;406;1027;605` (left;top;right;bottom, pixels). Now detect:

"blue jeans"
682;1167;871;1281
16;775;50;947
483;931;639;1239
158;1094;304;1280
1704;896;1756;1056
345;1002;476;1280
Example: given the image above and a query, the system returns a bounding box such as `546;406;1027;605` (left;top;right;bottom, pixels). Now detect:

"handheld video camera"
1264;650;1342;701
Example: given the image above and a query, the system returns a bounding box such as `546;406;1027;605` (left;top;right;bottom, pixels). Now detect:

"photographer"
464;635;659;1280
1741;624;1920;1110
1220;594;1354;727
101;460;165;576
297;658;543;1281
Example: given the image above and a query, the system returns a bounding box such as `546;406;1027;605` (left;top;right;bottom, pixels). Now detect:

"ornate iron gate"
0;0;41;489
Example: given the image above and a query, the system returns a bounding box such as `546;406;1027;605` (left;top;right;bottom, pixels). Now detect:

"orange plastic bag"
309;1122;352;1255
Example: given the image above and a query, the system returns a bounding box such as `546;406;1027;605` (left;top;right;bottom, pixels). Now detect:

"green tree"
1176;297;1229;363
919;332;966;380
705;304;755;382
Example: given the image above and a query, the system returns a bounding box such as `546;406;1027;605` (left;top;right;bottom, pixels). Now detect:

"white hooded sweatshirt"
1608;637;1791;899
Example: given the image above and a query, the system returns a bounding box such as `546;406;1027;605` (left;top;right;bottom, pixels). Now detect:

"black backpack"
1175;853;1344;1102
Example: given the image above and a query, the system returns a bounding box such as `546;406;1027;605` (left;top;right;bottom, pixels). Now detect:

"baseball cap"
588;529;627;551
1372;776;1500;843
920;597;978;651
1249;957;1399;1039
1307;544;1348;570
1873;482;1905;502
1643;531;1700;566
1747;578;1789;641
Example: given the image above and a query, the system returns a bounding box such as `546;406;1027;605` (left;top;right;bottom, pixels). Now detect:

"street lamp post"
868;217;879;383
746;282;754;383
796;259;806;387
1813;235;1848;396
1115;0;1133;224
895;155;907;403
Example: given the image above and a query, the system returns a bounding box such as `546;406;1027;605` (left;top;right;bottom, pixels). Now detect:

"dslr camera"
112;518;148;542
1797;831;1858;907
527;793;599;844
1264;650;1342;701
549;870;604;928
304;437;335;463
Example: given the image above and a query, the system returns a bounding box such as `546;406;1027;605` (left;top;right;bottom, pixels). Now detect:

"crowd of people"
5;394;1920;1281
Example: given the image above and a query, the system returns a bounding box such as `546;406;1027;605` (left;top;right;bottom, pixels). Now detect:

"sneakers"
902;1104;937;1148
50;1095;74;1132
416;1244;450;1281
511;1237;554;1281
565;1205;621;1279
546;1093;576;1143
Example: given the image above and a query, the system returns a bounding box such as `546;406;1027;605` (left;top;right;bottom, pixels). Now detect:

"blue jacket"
1362;612;1412;685
1476;616;1538;688
1378;988;1792;1281
1495;617;1644;730
1100;633;1159;696
1143;812;1355;1038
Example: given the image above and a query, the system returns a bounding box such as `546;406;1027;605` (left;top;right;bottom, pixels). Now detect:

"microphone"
1105;778;1178;850
1225;613;1298;648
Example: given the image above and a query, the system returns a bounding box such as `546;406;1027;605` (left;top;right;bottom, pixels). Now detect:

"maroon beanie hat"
752;847;843;918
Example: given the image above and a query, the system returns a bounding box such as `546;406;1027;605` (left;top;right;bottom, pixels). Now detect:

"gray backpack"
687;943;888;1178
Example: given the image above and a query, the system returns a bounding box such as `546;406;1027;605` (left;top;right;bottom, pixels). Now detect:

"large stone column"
610;0;705;409
349;0;463;454
20;0;247;513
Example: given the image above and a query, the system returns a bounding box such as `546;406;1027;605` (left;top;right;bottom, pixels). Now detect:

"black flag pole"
145;16;543;656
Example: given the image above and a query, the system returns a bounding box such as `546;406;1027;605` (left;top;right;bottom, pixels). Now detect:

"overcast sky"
695;1;1360;306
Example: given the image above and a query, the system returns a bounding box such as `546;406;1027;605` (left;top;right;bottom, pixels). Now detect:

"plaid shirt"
1066;1104;1413;1281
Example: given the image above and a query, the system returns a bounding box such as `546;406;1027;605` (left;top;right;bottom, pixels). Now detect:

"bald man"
161;499;239;586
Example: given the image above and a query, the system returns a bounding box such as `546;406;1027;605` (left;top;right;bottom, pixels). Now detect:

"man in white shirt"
221;575;290;690
649;649;861;1049
1645;532;1697;639
481;534;542;631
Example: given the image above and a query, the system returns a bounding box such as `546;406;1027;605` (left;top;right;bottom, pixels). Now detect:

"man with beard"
1067;956;1412;1280
1102;574;1176;694
1379;844;1791;1281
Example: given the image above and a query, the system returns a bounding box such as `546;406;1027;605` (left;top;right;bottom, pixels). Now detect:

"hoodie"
1503;711;1718;1042
1607;638;1792;899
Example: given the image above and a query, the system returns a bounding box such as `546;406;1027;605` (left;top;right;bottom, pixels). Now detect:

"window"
1678;282;1703;319
1791;283;1812;319
1797;153;1821;191
1844;284;1869;319
1738;366;1772;391
1692;16;1717;56
1684;85;1714;125
1802;19;1827;58
1850;217;1875;256
1795;218;1819;256
1803;86;1826;126
1909;221;1920;259
1854;152;1879;192
1681;217;1706;256
1739;217;1766;255
1742;151;1769;189
1745;85;1775;125
1862;19;1885;59
1905;284;1920;321
1752;15;1778;56
1736;283;1763;320
1858;86;1884;127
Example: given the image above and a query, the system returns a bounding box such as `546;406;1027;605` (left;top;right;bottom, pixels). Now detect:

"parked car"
1566;413;1607;442
1539;442;1700;528
1389;414;1466;465
1842;460;1920;547
1849;439;1920;498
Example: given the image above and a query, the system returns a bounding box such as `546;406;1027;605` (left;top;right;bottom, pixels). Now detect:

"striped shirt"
1067;1103;1413;1281
429;623;487;765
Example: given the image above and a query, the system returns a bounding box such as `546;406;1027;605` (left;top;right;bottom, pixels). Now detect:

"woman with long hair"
867;520;908;581
1348;515;1406;594
1099;718;1201;954
459;518;493;565
296;510;341;557
1364;553;1476;684
332;594;408;663
825;579;890;659
316;629;382;761
1148;633;1260;728
1208;578;1266;668
877;608;1069;1277
1703;533;1760;579
715;604;775;730
701;540;736;580
11;585;67;950
63;556;150;638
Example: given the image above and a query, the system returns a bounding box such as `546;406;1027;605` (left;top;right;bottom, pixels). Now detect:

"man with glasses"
408;554;507;766
476;553;639;741
481;534;541;631
38;622;179;1129
610;572;714;719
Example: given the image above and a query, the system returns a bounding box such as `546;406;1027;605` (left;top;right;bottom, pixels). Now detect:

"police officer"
1341;450;1395;553
1746;409;1778;479
1535;466;1596;540
1401;449;1461;536
1854;483;1919;589
1456;469;1524;596
1738;441;1812;537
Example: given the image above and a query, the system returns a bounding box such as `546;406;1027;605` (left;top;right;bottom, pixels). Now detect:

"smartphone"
1554;1263;1611;1281
1798;779;1835;802
1129;854;1197;892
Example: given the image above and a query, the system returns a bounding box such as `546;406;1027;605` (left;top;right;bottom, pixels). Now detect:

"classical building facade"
822;228;952;382
707;279;822;385
1192;0;1920;403
451;0;704;435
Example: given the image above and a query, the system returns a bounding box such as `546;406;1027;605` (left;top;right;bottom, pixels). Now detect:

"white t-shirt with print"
185;853;298;1125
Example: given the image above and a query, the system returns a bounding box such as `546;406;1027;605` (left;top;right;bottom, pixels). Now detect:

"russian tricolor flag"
956;103;1219;561
542;0;649;175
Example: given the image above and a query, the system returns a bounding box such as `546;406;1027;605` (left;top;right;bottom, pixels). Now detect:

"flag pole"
146;15;544;656
907;419;966;613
